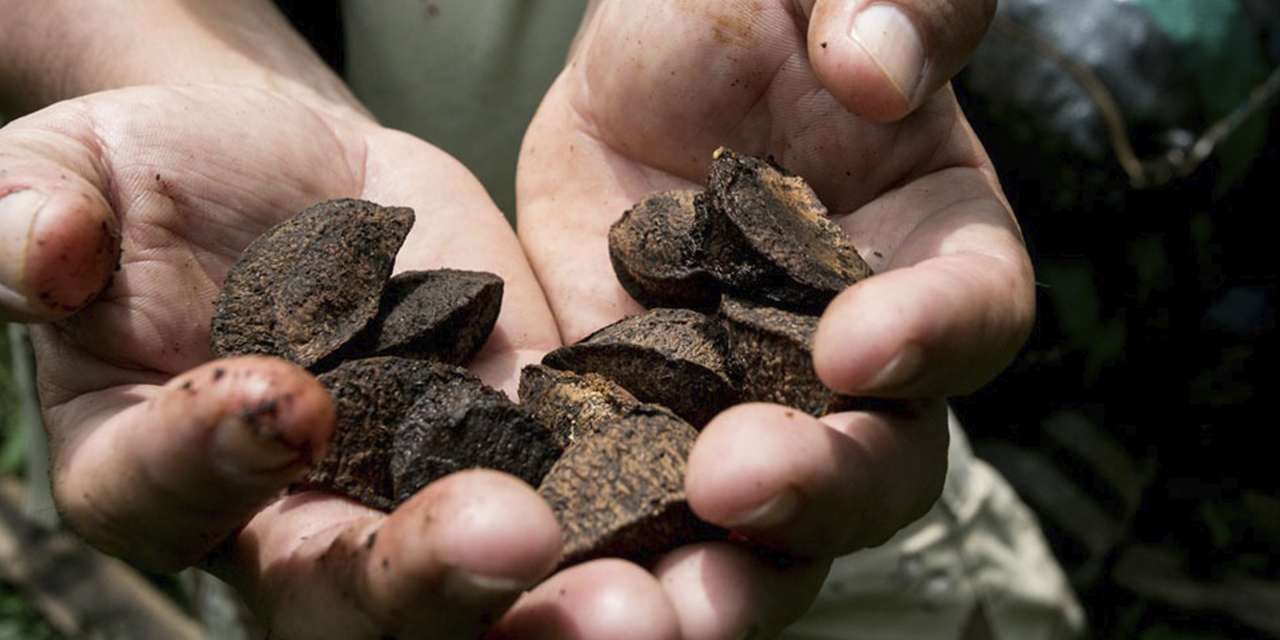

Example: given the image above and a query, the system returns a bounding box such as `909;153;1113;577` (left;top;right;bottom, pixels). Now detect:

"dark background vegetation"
952;1;1278;637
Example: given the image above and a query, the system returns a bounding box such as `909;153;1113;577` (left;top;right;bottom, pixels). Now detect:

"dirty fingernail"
724;488;802;529
851;4;925;105
0;190;49;309
862;342;923;391
443;567;534;603
213;414;307;477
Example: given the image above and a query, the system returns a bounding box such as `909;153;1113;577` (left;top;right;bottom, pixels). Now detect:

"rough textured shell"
211;199;413;368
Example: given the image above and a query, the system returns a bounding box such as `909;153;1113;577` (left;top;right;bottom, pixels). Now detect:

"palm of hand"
27;84;554;411
519;0;1029;562
32;90;359;388
5;84;571;639
521;1;1005;350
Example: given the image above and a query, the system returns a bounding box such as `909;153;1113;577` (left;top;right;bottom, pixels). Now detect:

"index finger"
815;162;1034;398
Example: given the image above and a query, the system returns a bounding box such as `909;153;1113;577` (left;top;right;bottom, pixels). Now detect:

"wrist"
0;0;367;120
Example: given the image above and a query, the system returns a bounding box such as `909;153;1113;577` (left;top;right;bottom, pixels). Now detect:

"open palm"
3;84;573;639
519;0;1032;575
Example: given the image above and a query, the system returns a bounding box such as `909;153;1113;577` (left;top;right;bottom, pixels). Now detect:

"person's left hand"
514;0;1031;637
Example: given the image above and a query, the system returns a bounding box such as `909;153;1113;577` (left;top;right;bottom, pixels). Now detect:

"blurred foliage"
1036;261;1128;385
0;330;53;635
0;581;62;640
1133;0;1271;190
0;325;26;476
0;326;26;475
953;0;1278;638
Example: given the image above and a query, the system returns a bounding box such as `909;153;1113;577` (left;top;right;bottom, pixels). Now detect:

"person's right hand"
514;2;1028;635
0;84;585;640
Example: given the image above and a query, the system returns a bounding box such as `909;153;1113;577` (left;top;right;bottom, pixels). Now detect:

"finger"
815;253;1034;397
0;160;120;323
815;167;1035;397
686;401;948;556
222;471;562;640
654;542;830;640
802;0;996;120
485;559;681;640
490;547;825;640
47;356;334;572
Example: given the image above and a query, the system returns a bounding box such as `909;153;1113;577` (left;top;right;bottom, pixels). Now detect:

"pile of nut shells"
209;149;873;567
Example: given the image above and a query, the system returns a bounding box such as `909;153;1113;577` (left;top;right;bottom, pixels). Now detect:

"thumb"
49;356;335;572
0;160;120;323
800;0;996;121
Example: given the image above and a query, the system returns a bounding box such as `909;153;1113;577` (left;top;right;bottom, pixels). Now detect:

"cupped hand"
518;0;1030;635
0;84;755;640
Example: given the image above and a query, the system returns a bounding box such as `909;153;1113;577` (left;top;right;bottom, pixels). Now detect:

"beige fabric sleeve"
341;0;589;219
778;413;1086;640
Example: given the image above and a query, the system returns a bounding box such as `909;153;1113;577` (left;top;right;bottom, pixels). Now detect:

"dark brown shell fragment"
537;405;726;567
704;149;871;314
718;296;859;416
391;365;561;505
542;308;736;428
299;357;442;511
211;199;413;369
299;357;560;511
315;269;503;371
608;190;721;310
518;364;640;449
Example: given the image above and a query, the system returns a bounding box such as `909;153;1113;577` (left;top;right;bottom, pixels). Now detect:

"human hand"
517;0;1031;635
0;84;747;640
